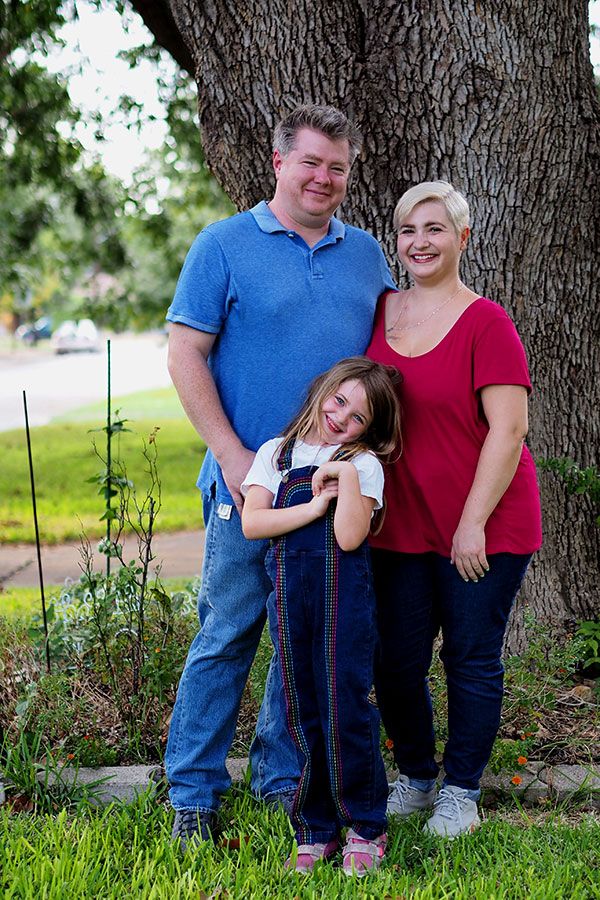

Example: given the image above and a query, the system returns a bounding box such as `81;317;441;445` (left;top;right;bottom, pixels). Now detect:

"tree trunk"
129;0;600;648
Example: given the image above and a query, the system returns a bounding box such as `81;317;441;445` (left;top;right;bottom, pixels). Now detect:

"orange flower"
517;756;527;765
67;753;75;760
385;739;394;750
511;775;522;786
155;647;161;653
83;734;91;741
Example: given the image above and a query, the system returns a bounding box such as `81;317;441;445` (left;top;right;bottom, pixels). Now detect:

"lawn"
0;395;206;543
1;792;598;899
51;387;188;424
0;586;43;620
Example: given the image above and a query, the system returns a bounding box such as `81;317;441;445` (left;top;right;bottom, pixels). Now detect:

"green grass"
0;586;43;619
1;792;599;898
0;417;205;543
52;387;187;424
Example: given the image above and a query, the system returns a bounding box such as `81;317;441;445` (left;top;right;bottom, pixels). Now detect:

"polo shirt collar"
250;200;346;241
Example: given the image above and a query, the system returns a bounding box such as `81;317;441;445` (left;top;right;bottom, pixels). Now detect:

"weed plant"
1;427;201;777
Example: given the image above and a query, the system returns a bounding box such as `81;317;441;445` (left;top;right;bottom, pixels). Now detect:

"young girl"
241;357;401;877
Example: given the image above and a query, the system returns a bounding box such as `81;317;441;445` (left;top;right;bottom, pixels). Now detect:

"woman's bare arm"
451;384;529;581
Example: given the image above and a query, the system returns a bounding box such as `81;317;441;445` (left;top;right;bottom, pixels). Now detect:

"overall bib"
265;440;387;844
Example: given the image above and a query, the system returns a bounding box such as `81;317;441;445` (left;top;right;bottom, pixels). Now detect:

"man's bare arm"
167;323;255;512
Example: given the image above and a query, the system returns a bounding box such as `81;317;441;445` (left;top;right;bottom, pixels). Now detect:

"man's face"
272;128;352;229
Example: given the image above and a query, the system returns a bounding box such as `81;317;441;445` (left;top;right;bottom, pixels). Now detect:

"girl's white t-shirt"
241;438;384;509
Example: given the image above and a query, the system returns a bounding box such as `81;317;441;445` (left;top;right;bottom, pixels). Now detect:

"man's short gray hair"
273;104;363;164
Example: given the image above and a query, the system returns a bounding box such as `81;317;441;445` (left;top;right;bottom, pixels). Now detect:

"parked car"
15;316;53;344
52;319;100;354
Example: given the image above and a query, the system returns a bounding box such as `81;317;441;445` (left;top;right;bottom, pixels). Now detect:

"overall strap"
275;437;295;474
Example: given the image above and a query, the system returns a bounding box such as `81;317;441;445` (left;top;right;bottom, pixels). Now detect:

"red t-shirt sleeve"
473;310;532;393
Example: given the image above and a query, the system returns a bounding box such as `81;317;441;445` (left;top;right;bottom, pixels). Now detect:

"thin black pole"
23;390;51;674
106;338;111;578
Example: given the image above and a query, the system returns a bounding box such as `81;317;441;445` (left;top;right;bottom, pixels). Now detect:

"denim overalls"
265;439;388;844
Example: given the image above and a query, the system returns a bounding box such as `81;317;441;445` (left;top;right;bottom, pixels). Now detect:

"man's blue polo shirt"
166;200;395;503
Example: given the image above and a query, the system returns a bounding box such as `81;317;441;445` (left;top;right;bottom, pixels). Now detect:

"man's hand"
221;445;256;515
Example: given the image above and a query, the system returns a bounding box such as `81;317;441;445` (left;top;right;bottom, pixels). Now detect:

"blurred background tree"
0;0;231;332
0;0;127;326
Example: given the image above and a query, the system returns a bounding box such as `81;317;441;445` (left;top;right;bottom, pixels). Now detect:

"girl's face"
318;378;372;445
396;200;468;282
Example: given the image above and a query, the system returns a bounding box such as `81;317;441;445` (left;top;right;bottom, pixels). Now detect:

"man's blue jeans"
165;492;300;812
372;551;532;791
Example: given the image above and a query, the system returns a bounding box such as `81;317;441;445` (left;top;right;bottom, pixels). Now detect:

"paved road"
0;529;205;589
0;332;172;431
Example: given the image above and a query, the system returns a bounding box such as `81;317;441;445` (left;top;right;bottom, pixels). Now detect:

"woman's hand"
451;521;489;582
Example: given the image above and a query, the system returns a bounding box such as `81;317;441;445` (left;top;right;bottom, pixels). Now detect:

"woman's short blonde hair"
393;181;470;235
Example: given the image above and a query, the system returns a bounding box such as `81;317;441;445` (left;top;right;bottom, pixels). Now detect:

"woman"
366;181;542;838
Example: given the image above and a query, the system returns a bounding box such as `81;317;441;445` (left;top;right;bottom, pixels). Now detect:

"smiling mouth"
411;253;437;262
325;414;342;433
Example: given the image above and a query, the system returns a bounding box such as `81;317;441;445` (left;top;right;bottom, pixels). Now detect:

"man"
165;104;395;848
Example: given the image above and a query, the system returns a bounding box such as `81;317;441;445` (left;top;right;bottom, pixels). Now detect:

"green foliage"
118;75;234;327
20;430;199;760
0;1;232;331
1;424;200;776
489;612;598;773
576;620;600;670
538;457;600;525
0;0;127;321
23;571;197;760
0;729;107;813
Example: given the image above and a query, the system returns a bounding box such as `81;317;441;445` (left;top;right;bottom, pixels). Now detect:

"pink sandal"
285;838;340;873
342;828;387;876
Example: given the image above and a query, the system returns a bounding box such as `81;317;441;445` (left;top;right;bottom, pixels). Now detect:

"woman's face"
396;200;468;283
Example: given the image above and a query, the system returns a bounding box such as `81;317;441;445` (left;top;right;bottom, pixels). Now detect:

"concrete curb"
2;758;597;809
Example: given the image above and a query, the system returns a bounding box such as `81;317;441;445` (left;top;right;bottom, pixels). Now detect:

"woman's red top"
366;294;542;556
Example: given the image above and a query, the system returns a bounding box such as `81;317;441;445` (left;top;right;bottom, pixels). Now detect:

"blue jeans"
165;492;300;812
372;551;532;791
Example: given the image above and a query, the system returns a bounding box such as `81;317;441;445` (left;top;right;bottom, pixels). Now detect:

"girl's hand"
309;480;338;516
451;521;489;582
312;461;350;495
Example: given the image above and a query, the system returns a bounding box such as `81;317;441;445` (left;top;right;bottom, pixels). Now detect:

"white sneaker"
424;785;481;838
387;774;437;816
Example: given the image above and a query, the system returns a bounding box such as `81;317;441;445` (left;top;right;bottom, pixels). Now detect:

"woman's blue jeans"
372;551;531;791
165;492;300;812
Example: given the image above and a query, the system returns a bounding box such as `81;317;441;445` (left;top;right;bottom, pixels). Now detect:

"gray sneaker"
424;785;481;838
171;808;219;852
387;774;437;816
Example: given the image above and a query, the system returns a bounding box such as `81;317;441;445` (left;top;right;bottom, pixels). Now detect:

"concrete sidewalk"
0;530;205;589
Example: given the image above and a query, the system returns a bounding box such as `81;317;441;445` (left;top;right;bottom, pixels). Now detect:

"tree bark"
129;0;600;648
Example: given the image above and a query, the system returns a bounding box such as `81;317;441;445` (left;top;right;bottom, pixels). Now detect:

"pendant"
281;470;289;483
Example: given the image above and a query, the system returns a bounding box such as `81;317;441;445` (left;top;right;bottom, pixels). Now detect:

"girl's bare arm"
241;483;338;540
313;461;375;551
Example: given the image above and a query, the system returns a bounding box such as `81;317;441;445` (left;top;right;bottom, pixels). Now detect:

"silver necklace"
386;284;465;334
